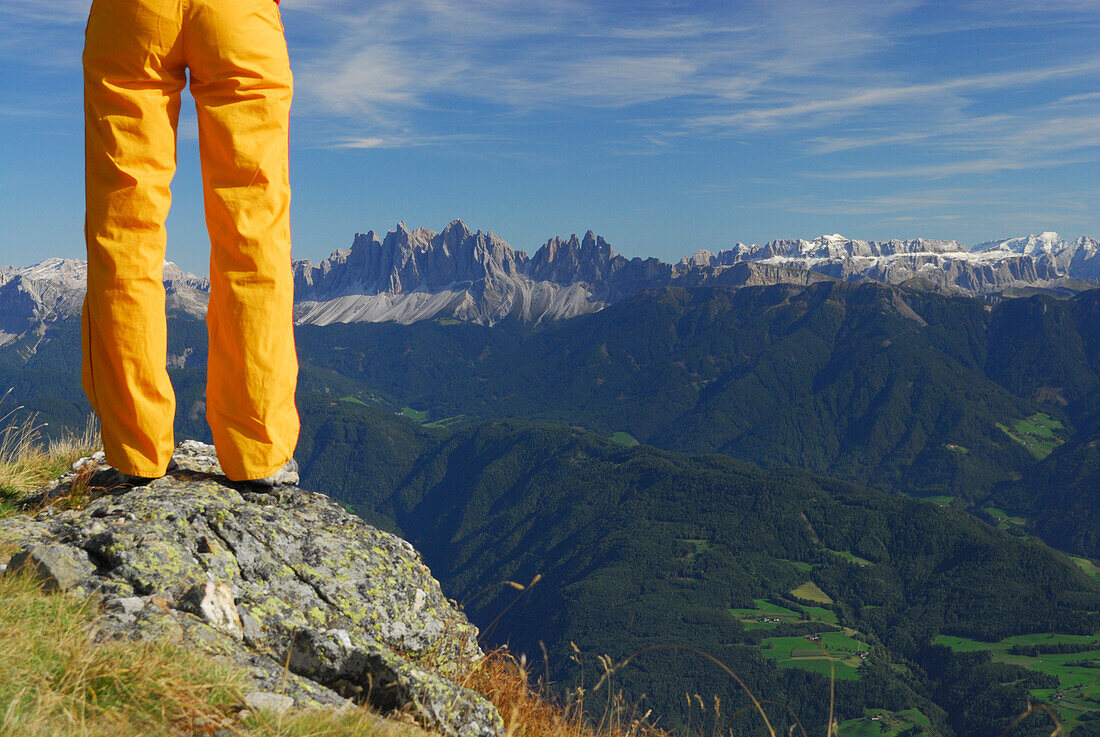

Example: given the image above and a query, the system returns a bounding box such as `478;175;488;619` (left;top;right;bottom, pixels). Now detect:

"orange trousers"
82;0;299;480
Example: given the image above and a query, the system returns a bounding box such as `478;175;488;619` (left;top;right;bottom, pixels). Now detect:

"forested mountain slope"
291;402;1100;737
297;282;1099;498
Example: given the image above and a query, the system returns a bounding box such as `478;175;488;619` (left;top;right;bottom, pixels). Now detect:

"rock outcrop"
0;440;504;737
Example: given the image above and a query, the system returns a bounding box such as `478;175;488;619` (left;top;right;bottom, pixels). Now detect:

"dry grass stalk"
461;648;667;737
590;645;782;737
0;571;442;737
0;399;99;517
0;570;242;737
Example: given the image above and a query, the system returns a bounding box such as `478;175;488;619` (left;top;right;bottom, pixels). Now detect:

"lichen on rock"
0;441;503;737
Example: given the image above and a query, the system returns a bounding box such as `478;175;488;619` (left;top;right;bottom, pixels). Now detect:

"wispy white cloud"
283;0;937;155
725;184;1097;236
686;60;1100;133
885;214;962;222
5;0;1100;187
581;22;758;41
808;156;1094;181
332;133;489;149
787;189;988;215
0;0;87;65
0;105;68;119
0;0;87;25
280;0;1100;201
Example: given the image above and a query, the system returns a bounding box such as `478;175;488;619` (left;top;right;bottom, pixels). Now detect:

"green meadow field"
935;632;1100;729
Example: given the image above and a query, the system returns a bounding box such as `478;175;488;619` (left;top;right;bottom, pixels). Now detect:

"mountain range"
3;222;1099;342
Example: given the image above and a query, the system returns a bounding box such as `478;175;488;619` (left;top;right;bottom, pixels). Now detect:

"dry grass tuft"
0;400;99;518
461;648;668;737
0;570;243;736
238;706;430;737
0;570;438;737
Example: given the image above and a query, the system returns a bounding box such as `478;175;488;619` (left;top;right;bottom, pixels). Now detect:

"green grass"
997;412;1067;460
730;599;801;621
731;598;841;628
424;415;467;429
825;549;872;567
400;407;466;428
0;487;19;519
760;632;866;680
934;632;1100;729
802;606;839;625
791;581;833;604
920;494;957;507
984;506;1030;531
0;412;99;520
401;407;429;423
1072;556;1100;581
730;599;804;631
339;396;370;407
608;432;639;447
786;560;815;573
935;632;1100;653
838;708;931;737
0;571;243;736
678;538;711;555
944;443;970;455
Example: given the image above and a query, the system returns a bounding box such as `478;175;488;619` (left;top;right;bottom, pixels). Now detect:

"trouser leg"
82;0;185;477
186;0;299;480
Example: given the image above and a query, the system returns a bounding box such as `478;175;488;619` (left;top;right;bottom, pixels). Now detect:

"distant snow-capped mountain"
2;224;1098;343
705;232;1100;295
0;258;209;345
973;232;1100;281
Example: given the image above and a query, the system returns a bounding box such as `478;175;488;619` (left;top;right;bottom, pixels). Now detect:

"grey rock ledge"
0;440;503;737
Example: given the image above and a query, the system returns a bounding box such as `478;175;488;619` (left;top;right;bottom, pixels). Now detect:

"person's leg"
82;0;186;477
185;0;299;481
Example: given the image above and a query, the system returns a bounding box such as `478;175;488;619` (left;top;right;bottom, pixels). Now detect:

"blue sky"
0;0;1098;273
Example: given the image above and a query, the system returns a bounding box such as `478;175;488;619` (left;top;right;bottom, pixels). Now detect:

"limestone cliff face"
291;221;548;326
0;441;503;737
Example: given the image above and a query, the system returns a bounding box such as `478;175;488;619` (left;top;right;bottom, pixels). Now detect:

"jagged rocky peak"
389;220;436;254
293;220;529;299
1;256;85;285
0;258;86;338
526;229;623;284
976;231;1065;255
969;233;1100;279
746;235;966;261
715;242;756;264
0;441;504;737
680;249;717;268
438;220;527;279
439;218;472;246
